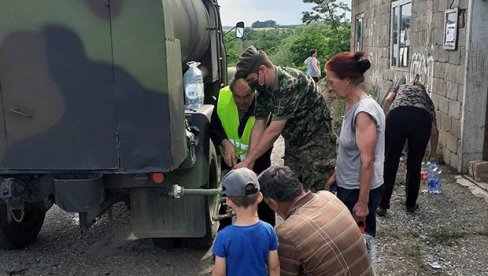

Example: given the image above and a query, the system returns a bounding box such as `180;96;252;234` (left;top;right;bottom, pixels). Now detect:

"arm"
382;92;396;114
429;122;439;161
324;170;336;190
267;250;280;276
210;101;237;167
212;256;226;276
353;112;377;222
234;119;286;169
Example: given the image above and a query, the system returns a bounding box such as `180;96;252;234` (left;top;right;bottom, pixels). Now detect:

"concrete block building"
351;0;488;173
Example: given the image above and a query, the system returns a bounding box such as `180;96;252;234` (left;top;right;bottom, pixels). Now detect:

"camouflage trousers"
284;135;336;192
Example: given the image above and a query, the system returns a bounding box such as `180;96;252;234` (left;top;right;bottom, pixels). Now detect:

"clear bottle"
427;161;442;194
184;61;204;110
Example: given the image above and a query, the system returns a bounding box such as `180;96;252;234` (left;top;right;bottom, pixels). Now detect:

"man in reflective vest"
210;78;274;228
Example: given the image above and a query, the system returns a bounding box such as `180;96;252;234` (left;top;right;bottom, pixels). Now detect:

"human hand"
222;141;238;167
234;160;250;170
353;201;369;222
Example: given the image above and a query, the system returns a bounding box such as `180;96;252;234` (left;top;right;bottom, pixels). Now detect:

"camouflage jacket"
255;66;335;147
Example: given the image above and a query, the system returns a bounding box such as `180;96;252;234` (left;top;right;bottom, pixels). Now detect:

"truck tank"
0;0;226;173
0;0;229;250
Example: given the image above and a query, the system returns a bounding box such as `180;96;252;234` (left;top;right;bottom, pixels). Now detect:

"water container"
184;61;204;110
427;161;442;194
420;162;429;190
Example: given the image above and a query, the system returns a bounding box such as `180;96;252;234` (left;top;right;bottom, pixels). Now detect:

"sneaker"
376;207;387;217
406;204;419;214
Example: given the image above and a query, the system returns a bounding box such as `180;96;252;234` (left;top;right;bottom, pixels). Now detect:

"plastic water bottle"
184;61;204;110
427;161;442;194
358;221;377;274
420;162;429;191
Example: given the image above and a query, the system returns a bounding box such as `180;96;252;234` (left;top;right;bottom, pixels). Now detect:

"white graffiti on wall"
409;52;434;94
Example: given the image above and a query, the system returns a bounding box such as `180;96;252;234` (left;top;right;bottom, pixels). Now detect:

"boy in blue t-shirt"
212;168;279;276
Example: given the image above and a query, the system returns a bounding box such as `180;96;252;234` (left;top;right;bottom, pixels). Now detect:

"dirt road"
1;137;487;275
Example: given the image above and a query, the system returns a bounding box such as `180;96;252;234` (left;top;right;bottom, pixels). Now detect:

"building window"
355;14;364;52
390;0;411;67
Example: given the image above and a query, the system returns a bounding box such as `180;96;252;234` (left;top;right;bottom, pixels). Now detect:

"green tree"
288;23;350;69
224;34;240;66
241;27;295;57
301;0;351;53
251;20;277;28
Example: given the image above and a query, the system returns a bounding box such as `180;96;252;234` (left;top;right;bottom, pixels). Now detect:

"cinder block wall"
351;0;468;171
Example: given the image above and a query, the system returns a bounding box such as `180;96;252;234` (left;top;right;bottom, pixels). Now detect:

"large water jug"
184;61;204;110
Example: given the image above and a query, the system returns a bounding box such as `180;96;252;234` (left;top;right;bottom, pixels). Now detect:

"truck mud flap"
130;188;206;238
53;174;104;212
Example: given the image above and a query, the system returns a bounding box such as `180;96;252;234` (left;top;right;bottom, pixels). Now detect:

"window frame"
354;13;364;52
390;0;411;68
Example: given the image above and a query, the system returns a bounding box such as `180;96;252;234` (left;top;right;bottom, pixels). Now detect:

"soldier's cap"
222;168;260;197
235;45;261;79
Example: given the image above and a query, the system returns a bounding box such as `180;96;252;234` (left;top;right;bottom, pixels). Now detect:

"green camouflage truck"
0;0;236;249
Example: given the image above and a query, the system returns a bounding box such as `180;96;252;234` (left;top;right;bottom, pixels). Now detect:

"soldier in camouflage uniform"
232;45;336;192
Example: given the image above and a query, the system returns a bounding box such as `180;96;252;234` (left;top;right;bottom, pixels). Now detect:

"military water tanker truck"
0;0;238;249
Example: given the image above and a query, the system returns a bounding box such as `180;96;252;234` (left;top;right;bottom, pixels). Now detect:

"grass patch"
429;229;488;246
407;230;420;238
404;244;428;270
476;229;488;236
377;225;401;239
429;230;466;246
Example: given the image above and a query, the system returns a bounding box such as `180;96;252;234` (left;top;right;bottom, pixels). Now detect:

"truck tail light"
151;172;165;184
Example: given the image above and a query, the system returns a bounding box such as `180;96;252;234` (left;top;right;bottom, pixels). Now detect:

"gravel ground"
273;136;488;275
375;160;488;275
1;136;487;275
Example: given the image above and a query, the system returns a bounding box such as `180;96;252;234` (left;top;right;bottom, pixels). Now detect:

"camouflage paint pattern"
0;0;224;173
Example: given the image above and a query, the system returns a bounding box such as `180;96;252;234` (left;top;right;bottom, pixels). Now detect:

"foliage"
224;34;240;66
301;0;351;66
302;0;350;25
251;20;277;28
288;22;350;69
222;0;352;68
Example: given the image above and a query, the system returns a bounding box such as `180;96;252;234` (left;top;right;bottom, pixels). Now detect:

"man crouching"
258;166;373;276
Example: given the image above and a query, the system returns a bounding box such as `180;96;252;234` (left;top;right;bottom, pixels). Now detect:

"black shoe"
406;204;419;213
376;207;387;217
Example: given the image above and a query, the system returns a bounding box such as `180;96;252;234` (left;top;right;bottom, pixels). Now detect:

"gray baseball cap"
222;168;260;197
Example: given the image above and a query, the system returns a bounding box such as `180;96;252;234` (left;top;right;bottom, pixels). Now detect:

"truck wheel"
183;144;219;250
0;204;46;249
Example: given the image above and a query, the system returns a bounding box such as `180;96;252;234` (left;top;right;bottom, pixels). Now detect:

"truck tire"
0;204;46;250
183;143;219;249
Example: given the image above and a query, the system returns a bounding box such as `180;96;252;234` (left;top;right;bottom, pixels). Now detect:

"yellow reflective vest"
216;86;255;161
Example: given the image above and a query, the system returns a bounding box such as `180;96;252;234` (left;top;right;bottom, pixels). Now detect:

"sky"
219;0;351;27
